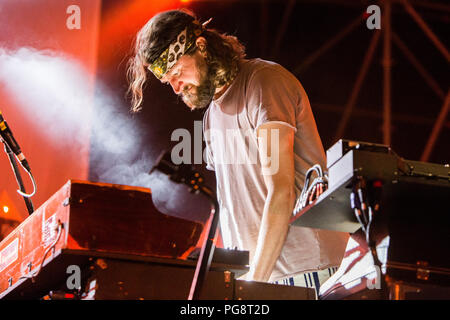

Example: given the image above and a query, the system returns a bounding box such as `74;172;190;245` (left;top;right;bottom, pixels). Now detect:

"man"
128;9;348;294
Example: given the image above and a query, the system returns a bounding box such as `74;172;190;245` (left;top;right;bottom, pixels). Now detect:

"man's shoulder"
242;58;284;75
242;58;300;88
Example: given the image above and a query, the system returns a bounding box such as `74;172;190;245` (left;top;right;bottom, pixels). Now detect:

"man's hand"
247;122;296;282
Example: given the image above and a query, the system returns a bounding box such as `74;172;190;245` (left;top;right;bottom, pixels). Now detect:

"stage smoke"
0;47;92;148
0;48;184;213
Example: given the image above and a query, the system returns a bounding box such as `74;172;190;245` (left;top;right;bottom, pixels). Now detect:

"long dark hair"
127;9;246;112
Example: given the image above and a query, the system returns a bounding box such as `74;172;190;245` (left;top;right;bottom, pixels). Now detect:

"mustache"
180;74;216;110
181;84;195;99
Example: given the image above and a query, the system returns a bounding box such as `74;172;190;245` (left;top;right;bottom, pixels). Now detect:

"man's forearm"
249;187;295;282
250;123;296;282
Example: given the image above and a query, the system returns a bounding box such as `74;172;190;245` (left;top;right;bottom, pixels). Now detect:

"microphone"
0;111;31;172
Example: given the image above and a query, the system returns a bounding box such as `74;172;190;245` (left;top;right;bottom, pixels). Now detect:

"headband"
148;20;204;79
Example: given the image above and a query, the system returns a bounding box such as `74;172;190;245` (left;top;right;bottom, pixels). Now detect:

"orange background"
0;0;178;227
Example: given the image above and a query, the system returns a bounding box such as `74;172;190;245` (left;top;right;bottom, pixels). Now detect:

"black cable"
3;142;35;214
357;186;369;225
344;177;386;296
350;191;366;233
365;207;374;244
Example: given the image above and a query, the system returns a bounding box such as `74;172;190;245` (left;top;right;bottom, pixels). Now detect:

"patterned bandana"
148;20;203;79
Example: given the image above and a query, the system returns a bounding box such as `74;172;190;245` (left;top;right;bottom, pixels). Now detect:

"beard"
180;63;217;110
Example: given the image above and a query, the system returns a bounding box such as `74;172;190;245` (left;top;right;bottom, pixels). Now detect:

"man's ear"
195;37;207;57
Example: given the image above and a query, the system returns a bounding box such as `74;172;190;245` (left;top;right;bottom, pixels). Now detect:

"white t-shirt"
203;58;348;281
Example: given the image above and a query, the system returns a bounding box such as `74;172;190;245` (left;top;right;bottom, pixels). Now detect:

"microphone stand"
150;150;220;300
187;184;219;300
2;140;34;215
